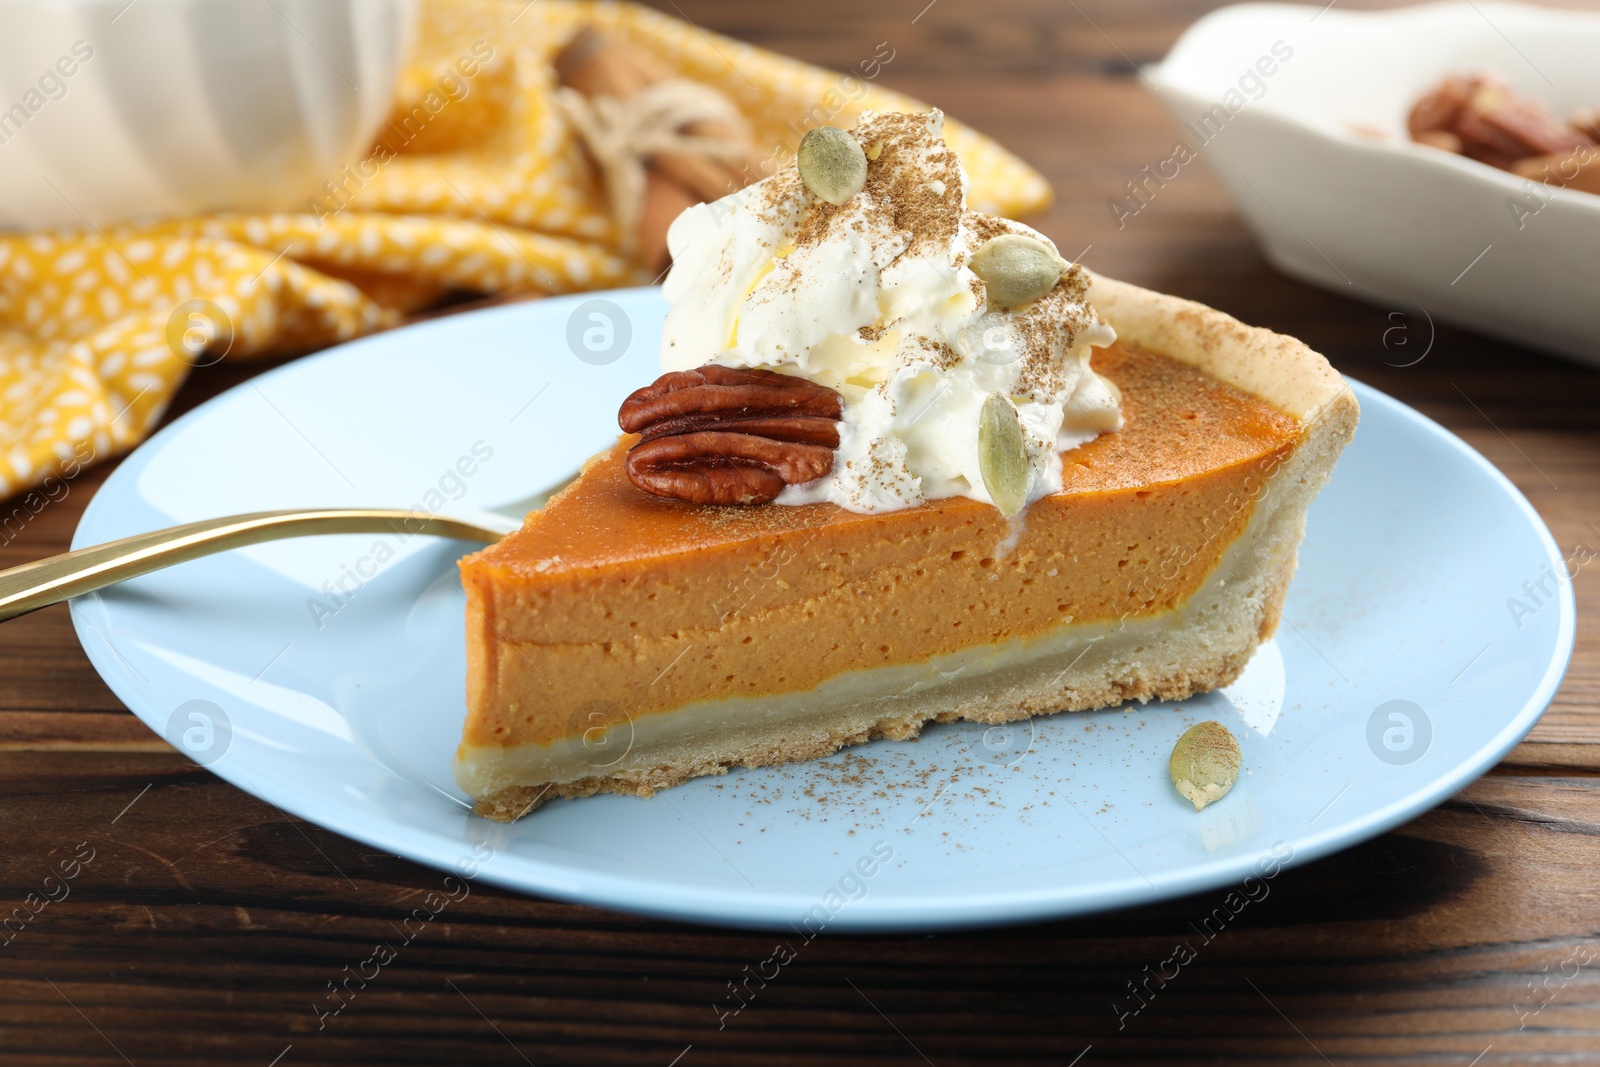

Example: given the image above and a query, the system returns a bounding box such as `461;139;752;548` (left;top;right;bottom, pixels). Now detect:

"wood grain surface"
3;0;1599;1062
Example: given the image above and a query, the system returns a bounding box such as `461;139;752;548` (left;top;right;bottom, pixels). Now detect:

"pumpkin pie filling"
466;342;1295;722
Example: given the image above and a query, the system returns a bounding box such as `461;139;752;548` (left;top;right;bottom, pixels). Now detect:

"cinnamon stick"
638;165;700;275
558;27;760;201
556;26;761;271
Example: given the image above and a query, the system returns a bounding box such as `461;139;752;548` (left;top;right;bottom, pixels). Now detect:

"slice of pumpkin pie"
455;110;1357;821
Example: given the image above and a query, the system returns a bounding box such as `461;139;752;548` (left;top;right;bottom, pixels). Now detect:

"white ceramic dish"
68;289;1573;931
1147;2;1600;366
0;0;414;229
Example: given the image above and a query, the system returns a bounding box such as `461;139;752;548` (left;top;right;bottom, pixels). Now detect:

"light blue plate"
71;287;1575;931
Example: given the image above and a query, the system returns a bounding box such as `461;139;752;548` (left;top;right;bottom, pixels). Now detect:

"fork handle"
0;509;500;623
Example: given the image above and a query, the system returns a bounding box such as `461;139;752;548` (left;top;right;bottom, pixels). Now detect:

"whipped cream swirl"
660;109;1121;514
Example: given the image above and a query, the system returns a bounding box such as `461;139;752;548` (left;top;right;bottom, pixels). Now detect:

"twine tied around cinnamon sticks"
555;27;764;272
555;80;751;252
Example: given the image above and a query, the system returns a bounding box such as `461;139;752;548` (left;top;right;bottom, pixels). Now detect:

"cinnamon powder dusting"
792;111;964;259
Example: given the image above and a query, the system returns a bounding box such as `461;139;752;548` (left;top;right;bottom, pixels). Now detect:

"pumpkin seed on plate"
969;234;1066;309
797;126;868;205
1169;720;1242;811
978;392;1030;519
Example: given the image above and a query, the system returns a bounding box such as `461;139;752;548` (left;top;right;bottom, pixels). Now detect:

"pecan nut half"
617;364;843;505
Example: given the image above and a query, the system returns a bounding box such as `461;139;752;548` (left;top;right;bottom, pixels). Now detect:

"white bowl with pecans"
1146;2;1600;367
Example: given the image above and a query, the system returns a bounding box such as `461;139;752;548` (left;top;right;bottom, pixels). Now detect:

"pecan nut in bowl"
1407;73;1476;140
1408;74;1595;171
1456;96;1593;168
617;364;843;506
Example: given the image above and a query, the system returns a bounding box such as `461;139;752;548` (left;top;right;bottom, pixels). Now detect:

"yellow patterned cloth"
0;0;1050;501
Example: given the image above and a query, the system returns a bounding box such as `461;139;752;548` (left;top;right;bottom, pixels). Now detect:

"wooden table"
4;1;1598;1062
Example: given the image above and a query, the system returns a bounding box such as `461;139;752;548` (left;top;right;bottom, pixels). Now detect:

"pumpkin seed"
970;234;1066;309
797;126;868;205
1169;721;1242;811
978;393;1029;518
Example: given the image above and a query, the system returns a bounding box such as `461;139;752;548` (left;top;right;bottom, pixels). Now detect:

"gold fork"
0;481;570;623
